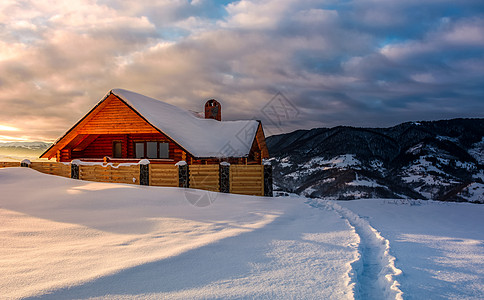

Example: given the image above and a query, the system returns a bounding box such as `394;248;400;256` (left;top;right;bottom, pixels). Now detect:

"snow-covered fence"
189;165;220;192
1;161;271;196
230;165;264;196
149;165;178;187
79;164;140;184
0;162;20;168
30;162;71;178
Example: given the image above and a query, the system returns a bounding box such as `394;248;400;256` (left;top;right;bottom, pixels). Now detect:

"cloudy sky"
1;0;483;142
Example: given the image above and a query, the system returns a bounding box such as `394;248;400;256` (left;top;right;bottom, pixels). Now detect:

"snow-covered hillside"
0;168;483;299
267;119;484;202
0;168;357;299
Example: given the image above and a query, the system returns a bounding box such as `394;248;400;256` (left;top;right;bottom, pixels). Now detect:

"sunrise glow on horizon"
0;0;483;143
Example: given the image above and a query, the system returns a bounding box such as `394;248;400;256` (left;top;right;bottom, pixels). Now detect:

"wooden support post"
71;163;79;179
140;161;149;185
219;163;230;193
264;164;273;197
178;164;189;188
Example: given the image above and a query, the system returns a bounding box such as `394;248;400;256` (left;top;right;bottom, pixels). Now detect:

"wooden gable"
77;95;159;135
42;94;162;159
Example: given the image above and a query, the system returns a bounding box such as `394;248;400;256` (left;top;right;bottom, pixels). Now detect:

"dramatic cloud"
0;0;483;141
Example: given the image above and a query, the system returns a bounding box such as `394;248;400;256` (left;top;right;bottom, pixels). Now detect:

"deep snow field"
336;199;484;299
0;168;483;299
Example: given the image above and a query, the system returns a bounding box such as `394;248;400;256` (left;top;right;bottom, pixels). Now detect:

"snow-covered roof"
110;89;259;158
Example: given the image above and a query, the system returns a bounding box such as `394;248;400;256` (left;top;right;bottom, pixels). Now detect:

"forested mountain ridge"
266;118;484;202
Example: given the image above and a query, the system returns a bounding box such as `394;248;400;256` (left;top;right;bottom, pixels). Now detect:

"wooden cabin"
41;89;269;165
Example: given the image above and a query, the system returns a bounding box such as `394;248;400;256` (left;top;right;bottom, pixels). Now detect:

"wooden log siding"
79;164;140;184
230;165;264;196
77;96;159;135
30;162;71;178
70;133;183;162
189;165;220;192
149;165;178;187
77;134;126;158
0;162;20;168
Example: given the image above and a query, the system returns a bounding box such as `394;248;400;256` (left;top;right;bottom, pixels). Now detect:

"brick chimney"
205;99;221;121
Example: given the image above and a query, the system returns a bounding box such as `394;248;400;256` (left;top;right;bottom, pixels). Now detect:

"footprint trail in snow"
308;198;403;300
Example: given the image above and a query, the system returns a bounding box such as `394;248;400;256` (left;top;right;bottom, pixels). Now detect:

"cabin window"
135;142;145;158
113;141;123;158
134;141;170;159
147;142;158;158
159;143;169;158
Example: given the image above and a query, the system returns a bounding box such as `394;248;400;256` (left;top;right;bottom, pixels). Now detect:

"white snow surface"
111;89;259;158
139;159;151;165
338;199;484;300
309;199;403;300
0;168;356;299
1;168;483;299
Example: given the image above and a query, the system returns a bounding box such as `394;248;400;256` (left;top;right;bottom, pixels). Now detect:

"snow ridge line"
308;199;403;300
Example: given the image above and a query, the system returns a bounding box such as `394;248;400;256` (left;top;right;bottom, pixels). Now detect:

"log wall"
69;133;184;163
78;134;126;158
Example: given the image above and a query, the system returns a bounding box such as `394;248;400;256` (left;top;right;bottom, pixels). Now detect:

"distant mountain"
0;141;52;160
0;141;51;149
266;119;484;203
